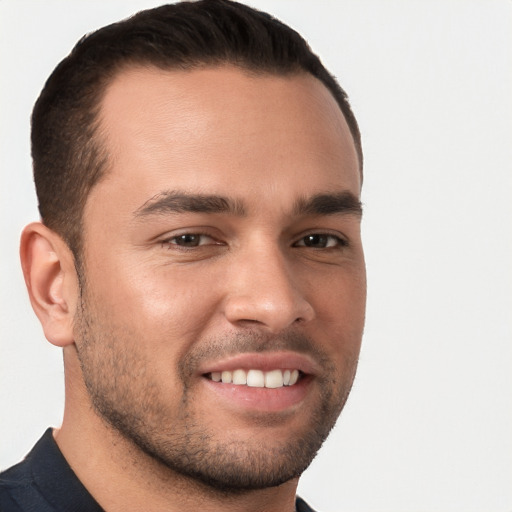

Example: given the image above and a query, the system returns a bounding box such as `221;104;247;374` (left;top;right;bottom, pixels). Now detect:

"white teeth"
209;369;301;388
265;369;284;389
247;369;265;387
289;369;299;386
232;369;247;385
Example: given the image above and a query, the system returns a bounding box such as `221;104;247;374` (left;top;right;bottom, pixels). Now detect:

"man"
0;1;366;510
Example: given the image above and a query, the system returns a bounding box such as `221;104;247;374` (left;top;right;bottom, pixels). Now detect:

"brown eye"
163;232;224;250
295;234;346;249
173;234;202;247
303;234;328;248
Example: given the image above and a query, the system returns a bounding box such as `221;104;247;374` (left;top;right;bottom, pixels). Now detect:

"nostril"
235;318;267;327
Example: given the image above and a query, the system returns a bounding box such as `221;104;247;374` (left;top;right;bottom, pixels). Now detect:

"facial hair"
73;282;359;492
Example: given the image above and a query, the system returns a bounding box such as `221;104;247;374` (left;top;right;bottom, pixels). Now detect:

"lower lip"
201;375;312;413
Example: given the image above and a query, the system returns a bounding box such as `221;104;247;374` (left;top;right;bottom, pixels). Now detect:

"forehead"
92;65;360;215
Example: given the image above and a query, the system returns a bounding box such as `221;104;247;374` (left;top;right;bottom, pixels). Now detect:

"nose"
222;243;315;333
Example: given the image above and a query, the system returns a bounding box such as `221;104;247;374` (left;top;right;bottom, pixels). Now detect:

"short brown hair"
32;0;363;257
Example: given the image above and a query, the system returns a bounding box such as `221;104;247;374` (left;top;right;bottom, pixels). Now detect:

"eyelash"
293;233;348;249
160;231;348;250
161;232;220;249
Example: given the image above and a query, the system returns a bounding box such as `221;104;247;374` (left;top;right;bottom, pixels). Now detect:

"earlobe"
20;222;78;347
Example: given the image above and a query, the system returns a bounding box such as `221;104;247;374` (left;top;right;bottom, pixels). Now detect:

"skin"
21;66;366;512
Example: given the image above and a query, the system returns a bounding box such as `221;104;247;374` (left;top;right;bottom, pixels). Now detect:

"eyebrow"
133;190;362;220
293;191;363;217
134;191;246;218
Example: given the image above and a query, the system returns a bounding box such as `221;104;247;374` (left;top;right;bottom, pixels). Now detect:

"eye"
163;233;218;248
294;233;347;249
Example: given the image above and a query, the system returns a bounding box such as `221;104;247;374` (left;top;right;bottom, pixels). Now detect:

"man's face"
74;66;366;491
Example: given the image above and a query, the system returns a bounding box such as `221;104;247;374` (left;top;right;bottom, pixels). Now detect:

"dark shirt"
0;429;316;511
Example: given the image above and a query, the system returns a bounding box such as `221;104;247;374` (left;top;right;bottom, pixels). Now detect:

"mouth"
198;352;316;413
205;368;302;388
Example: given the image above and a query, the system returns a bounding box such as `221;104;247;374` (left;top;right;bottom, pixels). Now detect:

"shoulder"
0;458;47;512
1;429;104;512
0;429;63;511
0;458;32;487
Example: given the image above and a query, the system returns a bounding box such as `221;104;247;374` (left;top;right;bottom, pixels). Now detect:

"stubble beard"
73;285;359;493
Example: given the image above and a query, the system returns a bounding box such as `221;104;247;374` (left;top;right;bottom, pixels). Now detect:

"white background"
1;1;511;511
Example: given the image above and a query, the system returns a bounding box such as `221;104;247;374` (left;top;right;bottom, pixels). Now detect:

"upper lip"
198;351;319;376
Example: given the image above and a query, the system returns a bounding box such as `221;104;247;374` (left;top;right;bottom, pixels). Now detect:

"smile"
200;353;315;412
207;369;300;388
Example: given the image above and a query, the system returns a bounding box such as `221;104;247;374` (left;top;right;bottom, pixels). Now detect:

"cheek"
88;260;222;351
312;260;366;316
311;265;366;354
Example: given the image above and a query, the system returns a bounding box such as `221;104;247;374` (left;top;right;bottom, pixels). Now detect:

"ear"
20;222;79;347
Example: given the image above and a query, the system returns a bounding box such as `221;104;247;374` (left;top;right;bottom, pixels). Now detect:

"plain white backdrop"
1;1;511;511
